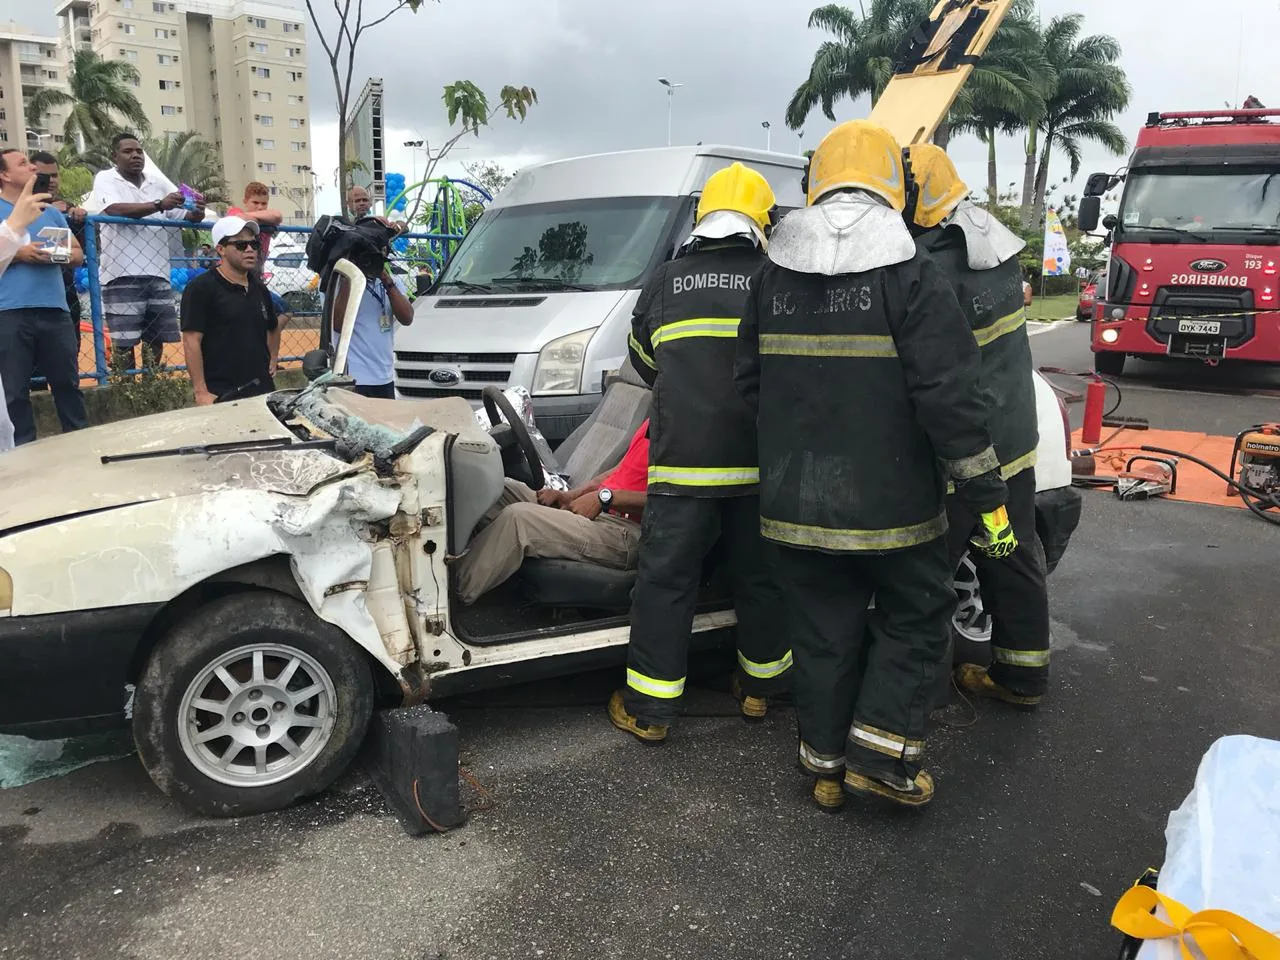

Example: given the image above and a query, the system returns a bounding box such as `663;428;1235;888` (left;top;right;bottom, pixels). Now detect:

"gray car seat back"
554;359;652;486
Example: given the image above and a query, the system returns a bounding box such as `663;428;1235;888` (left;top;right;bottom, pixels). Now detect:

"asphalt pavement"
2;323;1278;960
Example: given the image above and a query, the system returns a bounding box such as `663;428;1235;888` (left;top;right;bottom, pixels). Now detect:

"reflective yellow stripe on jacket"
650;317;740;348
628;332;656;369
760;513;946;552
973;308;1027;348
759;333;898;358
647;465;760;487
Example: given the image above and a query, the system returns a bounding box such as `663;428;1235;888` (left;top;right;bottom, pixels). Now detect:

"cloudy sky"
7;0;1280;214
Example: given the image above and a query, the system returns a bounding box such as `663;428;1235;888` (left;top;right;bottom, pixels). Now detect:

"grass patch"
1029;293;1083;322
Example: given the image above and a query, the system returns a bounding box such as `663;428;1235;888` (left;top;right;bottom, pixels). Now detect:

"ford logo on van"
1190;259;1227;273
428;367;463;386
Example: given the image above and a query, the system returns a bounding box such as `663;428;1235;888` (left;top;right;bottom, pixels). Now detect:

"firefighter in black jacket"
905;144;1049;708
609;162;793;743
735;120;1017;811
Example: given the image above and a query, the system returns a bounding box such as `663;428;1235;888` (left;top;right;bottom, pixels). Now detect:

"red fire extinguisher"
1081;376;1107;446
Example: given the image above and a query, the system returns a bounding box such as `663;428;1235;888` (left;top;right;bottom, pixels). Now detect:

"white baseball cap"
211;215;261;247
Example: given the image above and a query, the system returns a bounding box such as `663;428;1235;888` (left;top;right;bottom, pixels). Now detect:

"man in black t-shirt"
180;216;279;405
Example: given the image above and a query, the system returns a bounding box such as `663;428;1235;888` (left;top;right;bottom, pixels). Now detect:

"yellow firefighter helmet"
696;162;777;239
904;143;969;228
806;120;907;210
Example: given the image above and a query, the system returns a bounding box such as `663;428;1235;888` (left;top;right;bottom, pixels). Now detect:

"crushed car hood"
0;396;355;534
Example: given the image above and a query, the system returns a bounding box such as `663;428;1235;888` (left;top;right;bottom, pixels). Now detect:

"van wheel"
133;591;374;818
951;552;992;666
1094;351;1125;376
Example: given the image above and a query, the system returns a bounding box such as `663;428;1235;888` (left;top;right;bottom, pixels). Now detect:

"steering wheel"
481;386;545;491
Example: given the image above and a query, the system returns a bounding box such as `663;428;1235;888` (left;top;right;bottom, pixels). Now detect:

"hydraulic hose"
1140;445;1280;527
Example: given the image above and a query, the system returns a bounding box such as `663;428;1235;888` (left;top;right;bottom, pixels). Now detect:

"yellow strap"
1112;886;1280;960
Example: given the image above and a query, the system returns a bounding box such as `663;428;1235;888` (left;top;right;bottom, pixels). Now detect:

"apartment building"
0;25;72;153
53;0;315;225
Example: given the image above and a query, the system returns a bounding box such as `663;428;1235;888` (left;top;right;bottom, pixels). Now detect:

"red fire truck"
1079;108;1280;376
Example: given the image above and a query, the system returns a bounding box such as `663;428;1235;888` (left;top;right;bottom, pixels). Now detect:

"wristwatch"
153;199;163;213
597;488;614;510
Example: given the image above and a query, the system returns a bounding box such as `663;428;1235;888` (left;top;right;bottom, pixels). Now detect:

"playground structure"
384;174;495;277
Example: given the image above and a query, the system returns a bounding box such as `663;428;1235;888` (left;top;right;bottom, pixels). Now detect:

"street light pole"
762;121;772;152
403;139;424;185
797;130;805;154
658;77;683;146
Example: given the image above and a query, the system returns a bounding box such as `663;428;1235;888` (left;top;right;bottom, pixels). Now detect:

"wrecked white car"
0;261;1081;817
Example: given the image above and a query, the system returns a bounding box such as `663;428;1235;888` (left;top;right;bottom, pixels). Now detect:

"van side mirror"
1078;196;1102;233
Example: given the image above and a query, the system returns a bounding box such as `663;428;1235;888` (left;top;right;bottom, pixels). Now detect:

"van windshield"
436;196;683;293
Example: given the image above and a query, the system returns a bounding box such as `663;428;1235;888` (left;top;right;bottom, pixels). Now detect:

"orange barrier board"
1071;427;1244;510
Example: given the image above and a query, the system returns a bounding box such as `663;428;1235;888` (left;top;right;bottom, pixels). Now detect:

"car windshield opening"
435;196;682;293
1118;166;1280;240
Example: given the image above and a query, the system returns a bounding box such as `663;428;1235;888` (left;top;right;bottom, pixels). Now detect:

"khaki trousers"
454;481;640;604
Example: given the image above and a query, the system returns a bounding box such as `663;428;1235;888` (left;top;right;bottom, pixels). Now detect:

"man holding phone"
0;149;87;445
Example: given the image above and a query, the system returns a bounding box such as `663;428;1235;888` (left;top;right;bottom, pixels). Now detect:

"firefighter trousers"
945;467;1050;697
778;537;955;784
625;494;792;724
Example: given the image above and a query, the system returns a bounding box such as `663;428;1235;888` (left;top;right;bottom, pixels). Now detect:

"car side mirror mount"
303;348;330;381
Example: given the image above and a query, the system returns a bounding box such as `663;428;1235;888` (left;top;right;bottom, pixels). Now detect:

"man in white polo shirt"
86;131;205;372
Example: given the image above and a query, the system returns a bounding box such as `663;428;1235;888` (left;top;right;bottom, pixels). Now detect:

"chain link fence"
72;216;462;384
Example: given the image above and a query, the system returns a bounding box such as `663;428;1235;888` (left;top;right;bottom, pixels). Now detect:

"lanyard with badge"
370;280;393;332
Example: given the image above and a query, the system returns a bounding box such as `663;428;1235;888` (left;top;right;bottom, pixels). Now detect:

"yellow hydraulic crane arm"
867;0;1016;146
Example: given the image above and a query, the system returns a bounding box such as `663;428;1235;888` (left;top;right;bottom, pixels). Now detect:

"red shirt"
600;419;650;521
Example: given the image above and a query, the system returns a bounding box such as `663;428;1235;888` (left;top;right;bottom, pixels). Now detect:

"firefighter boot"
812;776;846;813
954;663;1043;708
843;769;935;808
607;691;668;744
730;672;768;723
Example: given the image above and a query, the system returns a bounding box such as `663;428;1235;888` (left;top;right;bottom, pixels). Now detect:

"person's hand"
268;357;279;377
970;505;1018;560
160;191;185;211
537;488;569;508
68;206;87;223
15;242;53;264
569;492;603;519
5;176;50;233
194;388;217;406
190;202;206;220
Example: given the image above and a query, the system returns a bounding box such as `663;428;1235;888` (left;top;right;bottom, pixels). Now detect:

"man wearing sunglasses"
180;216;280;405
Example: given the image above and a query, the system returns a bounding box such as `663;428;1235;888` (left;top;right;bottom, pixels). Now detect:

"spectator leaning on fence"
86;132;205;372
0;150;87;447
180;216;280;406
228;181;283;273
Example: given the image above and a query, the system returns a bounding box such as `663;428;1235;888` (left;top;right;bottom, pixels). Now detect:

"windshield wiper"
438;280;494;293
488;275;591;292
1211;225;1280;235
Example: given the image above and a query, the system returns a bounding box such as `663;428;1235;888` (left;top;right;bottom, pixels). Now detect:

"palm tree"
145;131;228;204
1018;15;1131;228
785;0;1043;152
27;50;150;151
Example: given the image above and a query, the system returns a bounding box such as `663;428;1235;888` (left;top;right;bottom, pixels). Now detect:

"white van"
395;145;808;443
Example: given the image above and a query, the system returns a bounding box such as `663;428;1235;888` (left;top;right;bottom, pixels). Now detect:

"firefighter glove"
971;505;1018;560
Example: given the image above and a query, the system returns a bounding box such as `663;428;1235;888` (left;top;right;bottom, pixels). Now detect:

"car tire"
133;591;374;818
1094;351;1125;376
950;551;992;667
